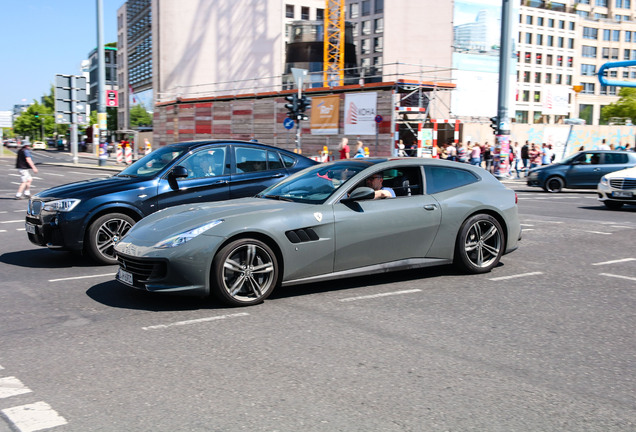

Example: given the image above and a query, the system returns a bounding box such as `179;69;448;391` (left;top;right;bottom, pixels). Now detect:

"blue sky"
0;0;124;111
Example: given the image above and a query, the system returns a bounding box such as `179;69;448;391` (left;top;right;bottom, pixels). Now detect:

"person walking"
541;143;551;165
513;142;523;178
521;141;530;176
15;141;39;199
354;140;366;158
469;142;481;165
338;137;350;159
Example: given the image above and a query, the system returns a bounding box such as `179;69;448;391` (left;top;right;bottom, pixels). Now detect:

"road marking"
48;273;116;282
520;223;534;227
0;377;32;399
0;220;24;224
592;258;636;266
2;401;67;432
142;312;250;330
489;271;543;281
610;225;634;229
582;230;612;235
599;273;636;282
523;219;563;224
523;228;534;231
339;289;422;302
45;173;64;177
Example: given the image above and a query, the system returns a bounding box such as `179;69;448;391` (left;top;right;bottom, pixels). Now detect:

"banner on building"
310;95;340;135
344;92;377;135
542;85;569;115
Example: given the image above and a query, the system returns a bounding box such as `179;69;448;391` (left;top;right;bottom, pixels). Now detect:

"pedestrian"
484;143;494;172
339;137;350;159
625;143;633;152
457;142;468;163
446;140;457;161
529;143;541;169
541;143;551;165
469;141;481;165
599;138;610;150
521;141;530;175
15;141;39;199
512;142;523;178
354;140;366;158
547;144;555;163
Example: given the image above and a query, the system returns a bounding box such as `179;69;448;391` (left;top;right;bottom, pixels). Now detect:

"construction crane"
323;0;345;87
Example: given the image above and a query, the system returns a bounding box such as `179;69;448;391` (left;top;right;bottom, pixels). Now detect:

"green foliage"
129;104;153;128
600;87;636;123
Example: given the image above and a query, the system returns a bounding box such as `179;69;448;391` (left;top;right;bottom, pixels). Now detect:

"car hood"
120;197;302;245
604;166;636;179
34;175;148;199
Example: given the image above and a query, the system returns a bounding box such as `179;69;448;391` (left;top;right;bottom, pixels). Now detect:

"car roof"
166;139;305;156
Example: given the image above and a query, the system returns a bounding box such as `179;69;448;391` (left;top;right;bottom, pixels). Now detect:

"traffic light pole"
493;0;513;178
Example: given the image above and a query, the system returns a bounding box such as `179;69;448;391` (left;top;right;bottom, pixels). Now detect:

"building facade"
88;46;118;113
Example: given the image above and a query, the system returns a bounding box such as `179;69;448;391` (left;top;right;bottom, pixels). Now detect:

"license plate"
25;223;36;235
117;268;134;286
612;191;633;198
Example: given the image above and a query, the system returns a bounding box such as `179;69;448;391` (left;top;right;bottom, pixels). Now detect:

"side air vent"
285;228;320;244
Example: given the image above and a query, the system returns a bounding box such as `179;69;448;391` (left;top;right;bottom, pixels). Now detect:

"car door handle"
270;173;285;178
213;180;229;185
424;204;438;211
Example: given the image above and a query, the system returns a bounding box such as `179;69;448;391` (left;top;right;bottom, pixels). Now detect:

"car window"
604;153;628;164
235;147;268;173
281;153;296;168
181;147;227;179
118;146;185;178
268;151;284;170
575;152;602;165
354;167;423;197
424;166;479;194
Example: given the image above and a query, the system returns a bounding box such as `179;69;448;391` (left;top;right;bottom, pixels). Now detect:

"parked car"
25;140;318;264
114;158;522;306
527;150;636;193
597;166;636;210
32;141;47;150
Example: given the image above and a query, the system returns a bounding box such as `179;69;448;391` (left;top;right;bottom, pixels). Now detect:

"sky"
0;0;124;112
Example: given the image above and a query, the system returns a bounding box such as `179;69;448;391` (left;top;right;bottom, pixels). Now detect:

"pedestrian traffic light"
489;116;498;134
34;111;39;119
284;94;298;119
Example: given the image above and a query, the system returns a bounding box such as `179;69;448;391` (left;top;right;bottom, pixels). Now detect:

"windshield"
257;162;368;204
559;151;585;165
117;146;187;178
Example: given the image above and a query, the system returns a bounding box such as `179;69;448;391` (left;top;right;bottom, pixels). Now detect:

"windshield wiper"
116;174;138;178
261;194;293;202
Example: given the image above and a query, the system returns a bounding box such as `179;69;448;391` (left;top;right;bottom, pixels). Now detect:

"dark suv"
526;150;636;193
25;140;317;264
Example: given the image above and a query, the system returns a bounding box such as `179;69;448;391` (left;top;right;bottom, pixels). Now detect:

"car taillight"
515;193;518;204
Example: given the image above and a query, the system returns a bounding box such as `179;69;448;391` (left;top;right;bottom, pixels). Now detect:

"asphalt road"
0;151;634;431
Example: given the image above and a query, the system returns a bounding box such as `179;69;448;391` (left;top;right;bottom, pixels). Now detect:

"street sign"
106;90;118;107
54;74;88;125
375;115;383;123
283;118;295;130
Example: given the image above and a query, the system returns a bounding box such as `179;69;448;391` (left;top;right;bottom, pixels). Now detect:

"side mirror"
168;165;188;190
342;187;375;202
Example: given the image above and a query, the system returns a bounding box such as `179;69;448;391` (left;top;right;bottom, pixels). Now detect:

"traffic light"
489;116;498;134
34;111;39;119
297;95;310;121
284;94;298;119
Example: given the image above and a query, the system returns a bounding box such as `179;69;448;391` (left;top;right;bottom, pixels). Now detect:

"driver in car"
365;173;395;199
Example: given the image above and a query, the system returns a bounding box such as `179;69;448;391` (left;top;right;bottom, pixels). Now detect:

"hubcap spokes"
464;221;501;268
223;244;274;301
97;219;132;259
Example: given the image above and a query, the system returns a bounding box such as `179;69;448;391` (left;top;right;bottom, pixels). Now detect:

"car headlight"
154;219;224;249
600;176;608;186
43;199;81;212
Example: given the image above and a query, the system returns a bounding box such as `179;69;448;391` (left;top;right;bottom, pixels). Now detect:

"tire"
455;214;504;274
603;200;624;210
544;176;564;193
211;238;279;306
86;213;135;265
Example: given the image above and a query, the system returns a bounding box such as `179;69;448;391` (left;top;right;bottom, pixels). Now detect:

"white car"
32;141;47;150
597;166;636;210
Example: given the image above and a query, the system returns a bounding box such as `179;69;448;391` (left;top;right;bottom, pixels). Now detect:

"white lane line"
0;377;32;399
610;225;634;229
592;258;636;266
45;173;64;176
524;220;563;224
523;228;535;231
48;273;116;282
582;230;612;235
339;289;422;302
0;220;24;224
599;273;636;282
2;401;67;432
0;230;6;233
489;271;543;281
142;312;250;330
520;223;534;227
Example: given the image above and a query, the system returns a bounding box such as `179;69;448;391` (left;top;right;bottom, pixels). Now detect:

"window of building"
582;64;596;75
537;17;544;26
523;71;531;82
535;34;543;45
546;54;553;65
613;30;620;41
582;45;597;58
522;90;530;102
577;10;590;18
559;20;565;29
350;3;359;18
547;35;554;46
583;82;595;94
567;75;572;85
361;38;370;54
568;38;574;49
525;33;532;44
557;55;563;66
545;73;552;83
535;72;542;83
602;47;610;59
548;18;554;27
569;21;575;30
374;18;383;33
583;27;598;39
568;56;573;67
301;6;309;20
316;8;324;20
612;48;619;59
527;15;533;25
362;20;370;35
557;37;564;48
352;22;358;37
556;74;563;84
374;36;383;53
285;4;294;19
534;91;541;102
375;0;384;13
361;0;370;16
516;111;529;123
594;13;608;19
536;53;542;64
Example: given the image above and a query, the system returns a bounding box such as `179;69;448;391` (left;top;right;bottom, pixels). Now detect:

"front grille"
28;199;43;216
609;178;636;190
117;254;167;282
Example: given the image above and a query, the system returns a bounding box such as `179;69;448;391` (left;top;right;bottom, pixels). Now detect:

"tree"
600;87;636;123
129;104;153;128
